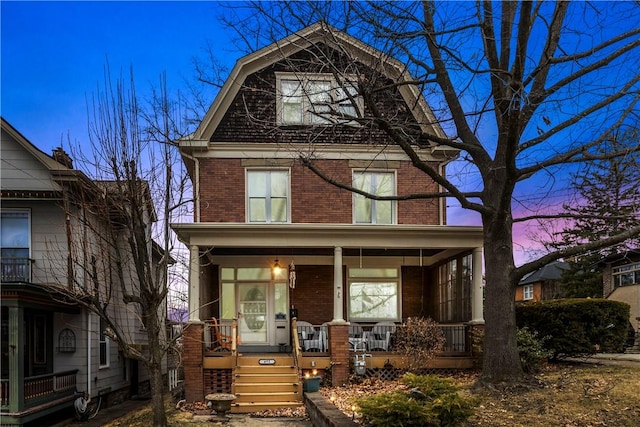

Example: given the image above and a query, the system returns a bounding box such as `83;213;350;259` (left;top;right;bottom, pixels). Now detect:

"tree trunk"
146;310;168;427
480;209;524;383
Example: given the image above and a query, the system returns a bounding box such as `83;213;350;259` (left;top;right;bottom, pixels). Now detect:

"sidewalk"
51;397;311;427
566;352;640;368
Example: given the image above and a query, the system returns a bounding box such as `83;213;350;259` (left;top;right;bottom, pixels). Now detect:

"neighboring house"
172;22;484;410
516;261;570;302
0;118;164;425
601;249;640;336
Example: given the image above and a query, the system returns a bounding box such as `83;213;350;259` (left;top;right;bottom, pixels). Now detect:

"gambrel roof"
192;21;447;143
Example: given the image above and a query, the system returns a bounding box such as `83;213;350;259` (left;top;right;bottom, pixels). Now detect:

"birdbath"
205;393;236;422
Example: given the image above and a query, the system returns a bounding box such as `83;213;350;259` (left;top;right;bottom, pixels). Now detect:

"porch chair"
297;321;322;351
320;322;329;352
348;323;367;351
210;317;237;351
367;322;397;351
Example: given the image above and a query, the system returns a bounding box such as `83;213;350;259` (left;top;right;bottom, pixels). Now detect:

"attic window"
276;73;361;125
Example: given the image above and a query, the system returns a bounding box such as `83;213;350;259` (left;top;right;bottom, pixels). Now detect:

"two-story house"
515;261;570;302
600;249;640;350
0;118;164;425
172;22;484;411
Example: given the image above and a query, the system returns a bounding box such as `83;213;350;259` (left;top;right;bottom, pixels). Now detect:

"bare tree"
45;68;192;426
208;1;640;384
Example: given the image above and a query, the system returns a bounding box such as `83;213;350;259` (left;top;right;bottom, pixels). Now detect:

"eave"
171;223;483;251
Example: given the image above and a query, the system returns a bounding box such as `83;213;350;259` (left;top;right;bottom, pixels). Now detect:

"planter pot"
303;376;321;392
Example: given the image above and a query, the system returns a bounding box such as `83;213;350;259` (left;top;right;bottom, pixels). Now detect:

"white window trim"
352;170;397;225
347;267;401;322
275;72;363;126
245;168;291;223
523;284;534;301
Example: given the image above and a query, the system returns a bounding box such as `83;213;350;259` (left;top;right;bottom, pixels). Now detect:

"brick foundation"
182;322;204;402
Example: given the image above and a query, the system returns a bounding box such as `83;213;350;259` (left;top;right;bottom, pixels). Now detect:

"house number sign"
259;359;276;365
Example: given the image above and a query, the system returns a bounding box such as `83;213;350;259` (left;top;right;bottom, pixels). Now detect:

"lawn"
323;363;640;426
102;363;640;426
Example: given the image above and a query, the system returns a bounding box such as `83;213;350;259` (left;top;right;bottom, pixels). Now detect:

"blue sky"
4;1;592;264
2;1;232;150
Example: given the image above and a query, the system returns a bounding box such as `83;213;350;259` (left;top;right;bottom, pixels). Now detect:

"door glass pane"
237;268;271;281
274;282;287;319
221;268;234;281
239;284;268;343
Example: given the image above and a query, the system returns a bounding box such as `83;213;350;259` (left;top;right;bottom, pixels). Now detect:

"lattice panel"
204;368;232;394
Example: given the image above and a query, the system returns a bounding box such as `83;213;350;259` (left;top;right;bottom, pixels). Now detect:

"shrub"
516;298;630;359
516;327;552;373
393;317;445;372
356;373;474;427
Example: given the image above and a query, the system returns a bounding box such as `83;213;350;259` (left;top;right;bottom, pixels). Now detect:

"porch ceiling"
171;223;483;250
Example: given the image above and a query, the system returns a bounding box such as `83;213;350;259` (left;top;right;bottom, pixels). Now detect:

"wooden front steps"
231;354;303;413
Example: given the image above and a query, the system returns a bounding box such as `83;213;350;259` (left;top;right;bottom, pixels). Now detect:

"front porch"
0;370;78;425
174;223;484;408
182;318;479;412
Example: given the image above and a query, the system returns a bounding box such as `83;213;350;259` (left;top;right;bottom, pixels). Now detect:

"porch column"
332;246;345;323
470;247;485;324
188;245;201;322
8;306;24;412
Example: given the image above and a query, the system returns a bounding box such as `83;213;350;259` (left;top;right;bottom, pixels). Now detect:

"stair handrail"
291;317;302;372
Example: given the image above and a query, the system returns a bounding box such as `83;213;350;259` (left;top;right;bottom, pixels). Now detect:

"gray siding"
1;129;61;192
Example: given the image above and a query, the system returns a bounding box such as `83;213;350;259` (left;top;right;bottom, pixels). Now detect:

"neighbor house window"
523;284;534;300
247;170;289;223
277;73;361;125
353;172;395;224
348;268;399;321
613;263;640;288
1;210;30;282
99;317;109;368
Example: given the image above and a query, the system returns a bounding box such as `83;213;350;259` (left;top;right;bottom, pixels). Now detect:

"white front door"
238;283;269;344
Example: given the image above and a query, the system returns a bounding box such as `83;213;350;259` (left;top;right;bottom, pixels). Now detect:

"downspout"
87;311;91;397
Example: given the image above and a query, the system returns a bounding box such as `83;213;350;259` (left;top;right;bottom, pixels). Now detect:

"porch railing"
0;257;32;282
294;322;469;354
203;318;237;353
1;378;8;407
0;369;78;410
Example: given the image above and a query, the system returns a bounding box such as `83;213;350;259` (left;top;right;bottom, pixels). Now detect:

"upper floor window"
523;284;534;300
247;170;289;223
613;263;640;287
1;210;30;282
353;171;395;224
277;73;361;125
